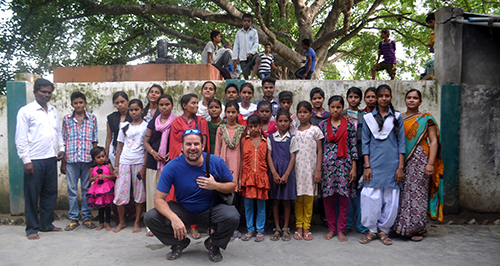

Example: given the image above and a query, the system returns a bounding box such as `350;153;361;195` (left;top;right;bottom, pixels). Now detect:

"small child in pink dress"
87;146;115;231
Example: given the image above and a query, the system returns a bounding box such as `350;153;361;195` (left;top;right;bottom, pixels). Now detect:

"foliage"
0;0;499;93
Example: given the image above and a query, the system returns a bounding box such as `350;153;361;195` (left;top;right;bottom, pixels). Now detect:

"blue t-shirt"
157;152;234;213
305;47;317;72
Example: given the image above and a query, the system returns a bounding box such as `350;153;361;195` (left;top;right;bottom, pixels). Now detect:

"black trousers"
144;201;240;250
295;67;313;80
24;157;58;235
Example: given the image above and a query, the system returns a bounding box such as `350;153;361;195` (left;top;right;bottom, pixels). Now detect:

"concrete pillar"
7;81;29;215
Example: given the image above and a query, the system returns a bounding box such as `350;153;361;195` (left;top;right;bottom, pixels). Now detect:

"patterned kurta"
319;119;358;198
294;125;324;196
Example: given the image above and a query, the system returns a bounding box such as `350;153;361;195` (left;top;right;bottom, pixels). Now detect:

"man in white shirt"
232;13;261;80
15;78;65;240
202;30;231;79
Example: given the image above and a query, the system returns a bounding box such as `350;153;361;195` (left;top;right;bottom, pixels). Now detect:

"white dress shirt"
15;100;64;164
232;27;259;61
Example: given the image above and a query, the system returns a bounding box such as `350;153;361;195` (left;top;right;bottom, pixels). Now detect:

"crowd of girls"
85;80;442;245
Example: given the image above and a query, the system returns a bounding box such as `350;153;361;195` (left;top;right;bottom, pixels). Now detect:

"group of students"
72;75;443;246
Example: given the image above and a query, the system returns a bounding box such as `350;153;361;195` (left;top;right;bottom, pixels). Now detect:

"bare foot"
338;232;348;242
146;231;154;237
323;231;336;240
47;227;63;232
95;224;104;231
27;233;40;240
132;222;142;233
113;223;127;233
105;223;113;231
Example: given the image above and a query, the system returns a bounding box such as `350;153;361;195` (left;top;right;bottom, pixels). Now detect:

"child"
294;101;323;241
258;43;282;80
257;101;278;138
207;99;227;154
214;101;246;183
295;38;316;80
62;91;99;231
142;84;164;123
253;76;279;117
143;94;177;236
238;82;257;126
267;110;298;242
278;91;298;133
362;87;377;113
342;87;369;235
240;114;269;242
319;95;358;242
225;83;239;104
113;99;148;233
105;91;131;168
197;81;224;122
372;30;397;80
359;84;405;245
87;146;115;231
310;87;331;126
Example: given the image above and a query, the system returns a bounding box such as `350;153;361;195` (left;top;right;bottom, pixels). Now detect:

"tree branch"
141;15;206;47
126;47;156;62
108;30;146;45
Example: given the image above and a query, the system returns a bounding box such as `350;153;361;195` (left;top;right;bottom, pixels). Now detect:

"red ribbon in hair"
327;117;348;158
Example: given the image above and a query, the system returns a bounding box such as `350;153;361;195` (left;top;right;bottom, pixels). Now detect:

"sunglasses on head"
183;129;202;136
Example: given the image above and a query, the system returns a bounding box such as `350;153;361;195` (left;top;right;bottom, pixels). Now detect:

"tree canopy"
1;0;499;92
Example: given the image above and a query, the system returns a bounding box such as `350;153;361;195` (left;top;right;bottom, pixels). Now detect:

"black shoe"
204;237;223;262
166;238;191;260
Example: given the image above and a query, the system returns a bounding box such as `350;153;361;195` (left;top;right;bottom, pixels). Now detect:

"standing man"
232;13;261;80
144;129;239;262
15;78;65;240
295;39;316;80
61;91;98;231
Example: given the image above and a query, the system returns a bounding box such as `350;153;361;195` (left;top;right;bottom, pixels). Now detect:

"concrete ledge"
53;64;223;83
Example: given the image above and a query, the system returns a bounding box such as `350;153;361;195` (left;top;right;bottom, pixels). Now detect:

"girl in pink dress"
87;146;115;231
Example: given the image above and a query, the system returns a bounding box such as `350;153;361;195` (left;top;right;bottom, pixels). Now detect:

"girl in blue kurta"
359;84;405;246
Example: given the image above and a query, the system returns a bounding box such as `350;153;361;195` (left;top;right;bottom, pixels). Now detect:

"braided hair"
374;84;399;135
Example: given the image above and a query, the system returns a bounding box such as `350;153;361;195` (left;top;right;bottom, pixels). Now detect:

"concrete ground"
1;219;499;266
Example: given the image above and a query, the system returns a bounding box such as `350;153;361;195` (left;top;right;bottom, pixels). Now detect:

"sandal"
190;229;201;239
294;231;303;240
204;237;223;262
167;238;191;260
254;233;265;242
379;232;393;245
270;228;281;241
359;232;377;244
83;219;96;229
232;230;242;239
303;232;313;241
411;235;424;242
65;220;79;231
241;232;254;241
281;228;291;241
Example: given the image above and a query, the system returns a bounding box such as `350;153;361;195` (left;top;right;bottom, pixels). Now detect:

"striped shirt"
379;40;396;64
62;111;98;163
258;53;274;73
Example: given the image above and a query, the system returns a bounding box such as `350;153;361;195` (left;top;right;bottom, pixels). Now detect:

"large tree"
1;0;498;91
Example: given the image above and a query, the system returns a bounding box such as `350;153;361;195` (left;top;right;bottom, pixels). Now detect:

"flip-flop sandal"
294;231;303;240
241;233;254;241
27;233;40;240
65;221;79;231
270;228;281;241
379;232;393;245
232;230;242;239
254;233;265;242
83;220;97;229
190;230;201;239
303;232;314;241
410;235;424;242
359;232;377;244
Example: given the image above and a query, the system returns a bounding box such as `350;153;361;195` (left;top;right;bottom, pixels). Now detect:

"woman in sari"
393;89;444;241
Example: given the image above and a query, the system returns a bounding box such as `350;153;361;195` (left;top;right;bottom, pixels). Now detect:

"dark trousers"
240;53;259;79
295;67;313;80
24;157;58;235
144;201;239;250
